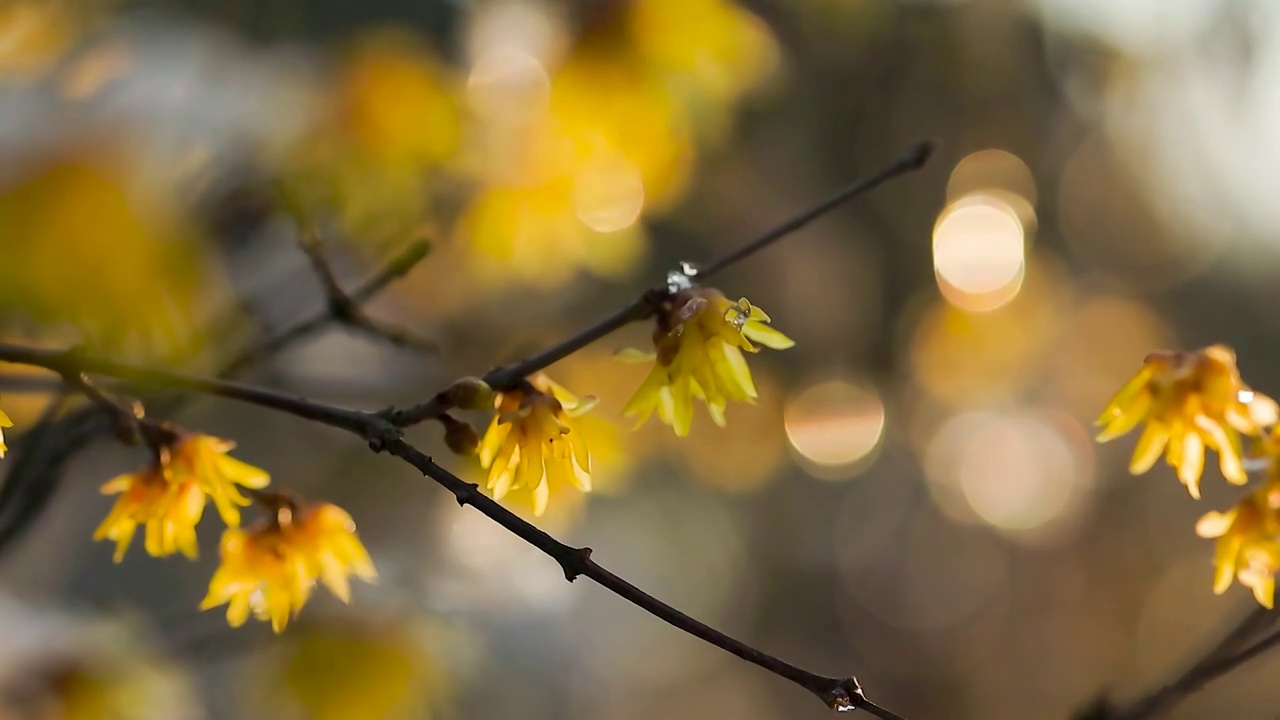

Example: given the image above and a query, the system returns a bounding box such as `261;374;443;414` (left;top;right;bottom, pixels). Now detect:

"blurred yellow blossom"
1096;345;1277;498
93;459;205;563
201;501;377;633
167;434;270;528
628;0;778;109
622;288;792;437
275;620;446;720
0;405;10;457
287;29;460;243
0;156;203;353
1197;479;1280;608
0;0;79;81
478;374;594;517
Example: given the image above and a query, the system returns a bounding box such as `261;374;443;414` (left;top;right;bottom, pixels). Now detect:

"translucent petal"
742;320;794;350
1212;535;1242;594
1196;509;1238;538
709;342;757;401
1095;366;1156;427
1253;576;1276;609
532;479;550;517
1129;422;1169;474
671;375;695;437
478;415;511;468
1096;389;1152;442
1177;432;1206;500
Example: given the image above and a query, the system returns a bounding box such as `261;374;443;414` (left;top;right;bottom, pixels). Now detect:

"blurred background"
1;0;1278;718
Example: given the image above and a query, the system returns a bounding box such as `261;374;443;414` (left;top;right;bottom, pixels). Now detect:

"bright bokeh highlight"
933;193;1027;312
784;379;885;479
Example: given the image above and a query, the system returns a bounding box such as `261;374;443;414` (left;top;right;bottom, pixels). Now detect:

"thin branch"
386;140;936;427
221;237;433;375
1082;607;1278;720
0;344;902;718
695;140;934;279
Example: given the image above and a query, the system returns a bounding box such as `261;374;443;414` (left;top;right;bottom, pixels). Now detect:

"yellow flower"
1096;345;1278;498
93;457;206;562
0;405;11;457
1197;481;1280;608
622;287;793;437
201;502;377;633
168;434;270;528
477;375;594;517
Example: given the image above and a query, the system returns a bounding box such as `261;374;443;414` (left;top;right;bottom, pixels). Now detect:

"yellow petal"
742;320;794;350
0;409;12;428
477;415;510;469
532;478;550;517
1177;431;1206;499
745;302;771;322
1253;575;1276;609
1095;366;1155;428
709;342;757;401
99;473;137;495
1128;422;1169;475
1212;535;1243;594
1196;509;1238;538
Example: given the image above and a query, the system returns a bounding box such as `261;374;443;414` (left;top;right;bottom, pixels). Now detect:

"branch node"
561;546;593;581
455;483;478;507
823;676;867;713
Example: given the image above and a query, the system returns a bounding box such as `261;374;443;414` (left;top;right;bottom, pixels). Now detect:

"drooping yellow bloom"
168;434;270;528
1197;479;1280;608
0;405;11;457
201;502;377;633
622;287;793;437
93;456;206;562
477;375;594;517
1096;345;1278;498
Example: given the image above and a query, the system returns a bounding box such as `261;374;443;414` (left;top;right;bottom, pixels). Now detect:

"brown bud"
443;376;494;411
442;415;480;456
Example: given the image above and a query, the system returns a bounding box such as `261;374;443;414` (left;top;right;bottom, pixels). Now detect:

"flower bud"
443;376;494;411
441;415;480;456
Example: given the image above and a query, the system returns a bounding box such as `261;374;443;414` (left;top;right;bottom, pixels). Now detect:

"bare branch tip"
904;139;938;170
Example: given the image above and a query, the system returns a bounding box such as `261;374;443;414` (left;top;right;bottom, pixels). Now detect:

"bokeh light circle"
932;194;1026;311
784;379;885;480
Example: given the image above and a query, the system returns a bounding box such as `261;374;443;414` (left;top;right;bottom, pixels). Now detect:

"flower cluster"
1096;346;1276;499
93;434;268;562
1196;476;1280;608
87;431;375;631
478;375;595;517
622;287;792;437
1098;345;1280;607
464;282;790;515
202;502;378;633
